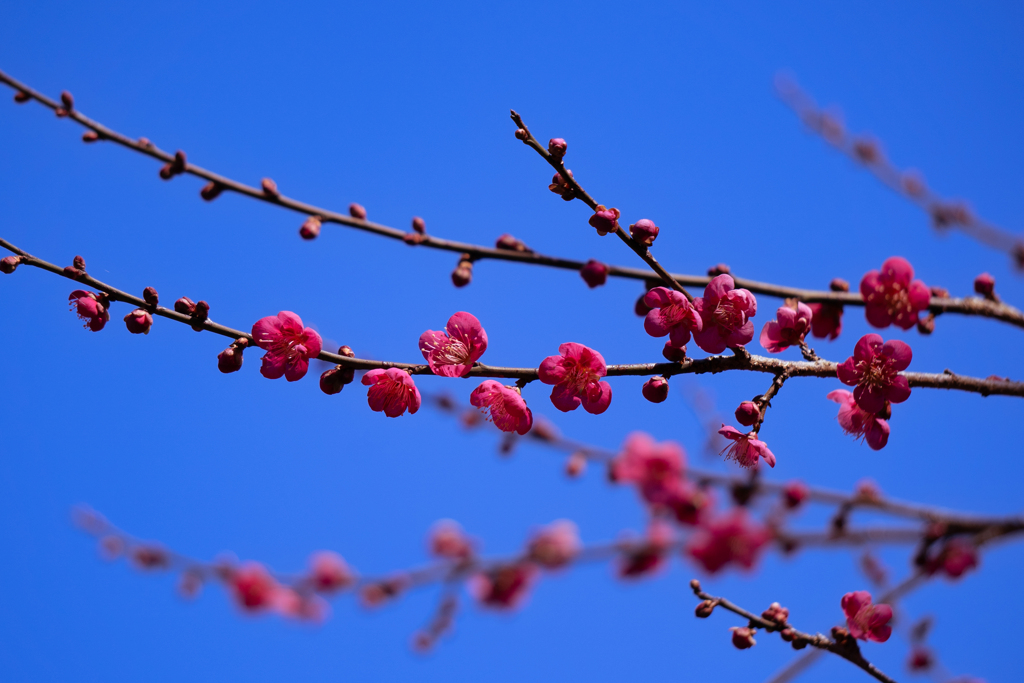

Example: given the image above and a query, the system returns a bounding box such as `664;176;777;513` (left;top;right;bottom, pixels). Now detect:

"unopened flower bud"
514;128;528;140
123;308;153;335
829;278;850;292
707;263;730;277
60;90;75;111
171;150;187;174
261;177;280;198
642;376;669;403
783;480;808;509
349;203;367;220
174;297;196;315
72;255;86;271
338;345;355;358
299;216;322;240
974;272;996;299
662;342;687;362
565;452;587;478
217;338;247;373
82;131;100;143
916;313;935;335
200;182;224;201
0;255;21;274
139;287;158;307
159;163;174;180
852;138;880;164
13;91;30;103
320;365;356;395
588;206;620;236
730;627;757;649
634;292;653;317
734;401;760;427
547;137;567;158
629;219;659;246
761;602;790;624
452;257;473;287
403;232;426;245
137;137;152;148
695;599;716;618
580;259;609;288
412;216;426;234
929;285;949;299
908;647;933;671
495;233;531;252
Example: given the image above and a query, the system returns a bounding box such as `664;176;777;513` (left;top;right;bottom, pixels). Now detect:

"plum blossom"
69;290;109;331
538;342;612;414
643;287;702;349
527;520;580;569
718;426;776;468
471;562;538;609
251;311;323;381
470;380;533;435
588;205;620;235
687;509;771;573
826;389;890;450
759;300;812;353
841;591;893;642
419;312;488;378
730;627;757;649
860;256;930;330
629;219;659;246
808;302;843;340
692;275;757;354
362;368;421;417
610;433;685;506
836;333;912;413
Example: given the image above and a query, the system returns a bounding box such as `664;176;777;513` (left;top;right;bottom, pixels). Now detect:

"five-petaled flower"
693;275;757;354
643;287;703;349
470;380;533;435
362;368;421;417
718;426;776;468
687;509;771;573
419;312;488;378
538;342;612;414
836;334;912;414
760;300;813;353
841;591;893;642
251;311;323;381
69;290;109;331
826;389;890;450
860;256;930;330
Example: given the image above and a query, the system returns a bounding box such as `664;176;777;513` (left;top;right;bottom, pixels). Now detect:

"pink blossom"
547;138;567;158
718;426;776;468
251;311;323;381
759;301;812;353
588;205;621;235
860;256;931;330
538;342;612;414
471;562;537;609
629;218;659;246
692;275;757;354
470;380;533;435
419;311;488;378
808;302;843;340
308;551;354;593
687;509;771;573
123;308;153;335
230;562;280;612
610;432;686;507
69;290;109;331
527;520;580;569
836;334;912;413
826;389;890;450
841;591;893;642
643;287;703;348
730;626;757;649
362;368;421;417
548;170;575;200
580;259;609;288
734;401;760;427
429;520;475;560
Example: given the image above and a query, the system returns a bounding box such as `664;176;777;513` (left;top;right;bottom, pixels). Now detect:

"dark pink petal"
668;325;692;348
693;325;728;354
836;358;861;386
446;311;488;363
301;329;322;358
704;274;734;301
854;334;883;363
841;591;873;620
886;375;911;404
549;383;582;412
760;321;785;353
866;419;890;450
724;320;755;347
717;425;743;442
581;381;612;415
853;383;887;414
860;270;881;298
880;256;914;285
538;355;568;385
644;309;671;337
864;303;893;329
882;340;912;371
260;351;287;380
908;280;931;310
284;355;310;382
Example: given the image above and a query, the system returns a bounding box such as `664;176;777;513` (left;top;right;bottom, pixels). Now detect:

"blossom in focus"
643;287;702;349
419;311;488;378
470;380;533;435
538;342;612;414
588;205;620;235
527;520;580;569
69;290;109;331
471;562;538;609
692;275;757;354
841;591;893;642
251;311;323;381
687;509;771;573
629;218;659;246
836;333;912;413
826;389;890;450
860;256;930;330
123;308;153;335
759;300;812;353
362;368;421;417
718;426;776;468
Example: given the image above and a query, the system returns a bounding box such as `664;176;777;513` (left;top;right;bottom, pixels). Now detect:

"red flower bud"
349;203;367;220
0;255;21;274
734;401;760;427
261;177;280;199
514;128;528;140
783;480;809;509
320;365;356;394
580;259;609;288
707;263;731;277
730;626;757;649
123;308;153;335
200;182;224;201
547;138;567;158
412;217;426;234
174;297;196;315
452;258;473;287
830;278;850;292
642;376;669;403
217;339;247;373
13;91;30;104
974;272;996;299
695;599;716;618
60;90;75;111
299;216;322;240
629;219;659;246
82;131;100;143
662;342;687;362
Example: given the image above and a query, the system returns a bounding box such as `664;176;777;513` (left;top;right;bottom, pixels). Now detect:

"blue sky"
1;2;1022;681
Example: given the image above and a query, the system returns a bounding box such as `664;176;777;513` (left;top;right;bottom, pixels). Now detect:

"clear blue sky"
1;2;1022;681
